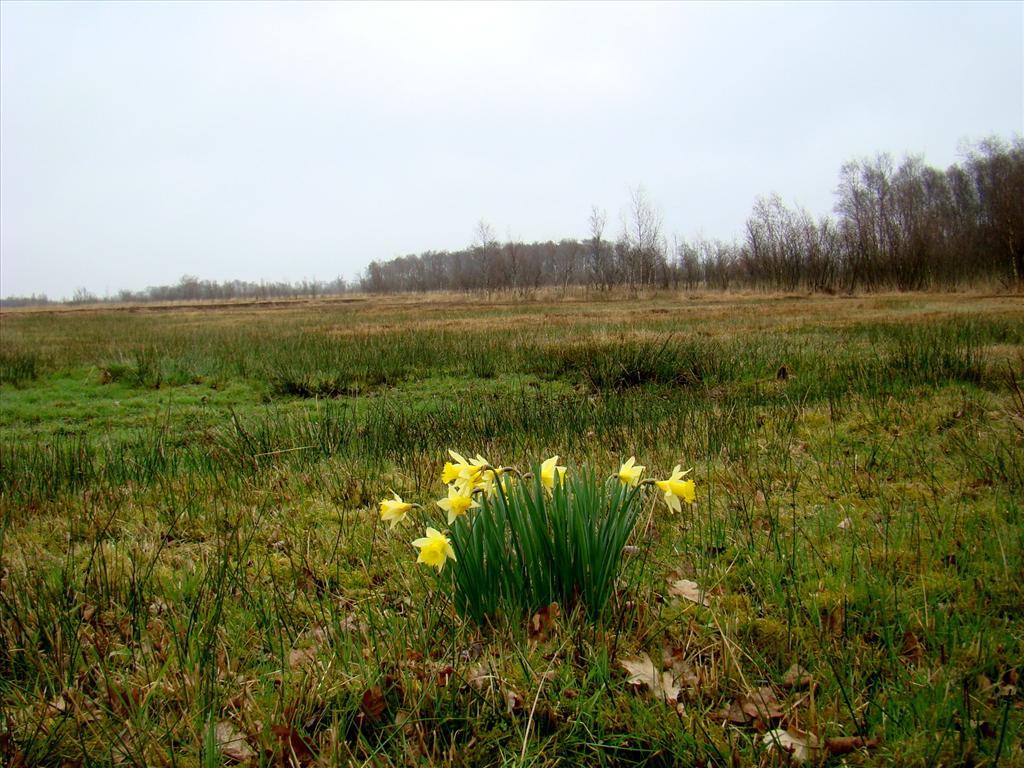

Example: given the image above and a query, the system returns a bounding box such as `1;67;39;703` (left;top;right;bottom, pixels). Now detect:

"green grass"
1;292;1022;766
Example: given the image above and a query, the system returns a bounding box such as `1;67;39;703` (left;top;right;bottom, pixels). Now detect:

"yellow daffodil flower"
540;455;567;491
442;449;484;485
473;471;497;498
469;454;506;496
412;527;456;572
441;461;461;485
379;492;413;528
436;483;479;524
617;456;645;487
655;465;696;513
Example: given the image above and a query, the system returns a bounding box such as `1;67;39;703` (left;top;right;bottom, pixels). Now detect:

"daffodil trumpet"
615;456;646;487
378;492;423;529
637;468;693;487
653;465;696;513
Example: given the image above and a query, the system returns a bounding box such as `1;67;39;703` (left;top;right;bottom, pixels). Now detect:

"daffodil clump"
377;451;697;624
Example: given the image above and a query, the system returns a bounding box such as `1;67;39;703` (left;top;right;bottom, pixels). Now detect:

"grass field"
1;291;1022;767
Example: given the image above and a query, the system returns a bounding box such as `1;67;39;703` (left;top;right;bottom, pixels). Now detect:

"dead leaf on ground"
287;625;328;669
741;686;784;724
528;602;561;645
466;662;497;691
662;644;701;692
620;653;680;703
999;667;1019;698
268;724;316;766
45;695;68;716
820;603;845;637
458;640;486;663
974;719;998;739
436;665;455;686
762;728;821;763
360;686;386;723
901;631;926;664
506;689;524;714
216;721;255;763
669;579;711;607
338;612;367;635
781;664;813;690
824;735;881;755
536;666;559;683
722;699;750;725
287;646;318;669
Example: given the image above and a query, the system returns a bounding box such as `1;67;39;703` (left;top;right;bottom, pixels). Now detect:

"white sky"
1;0;1022;299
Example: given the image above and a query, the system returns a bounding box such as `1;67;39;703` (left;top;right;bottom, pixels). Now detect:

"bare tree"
675;238;702;289
555;239;581;295
472;220;500;295
835;154;896;291
505;229;521;295
620;186;665;292
967;136;1024;285
587;206;616;290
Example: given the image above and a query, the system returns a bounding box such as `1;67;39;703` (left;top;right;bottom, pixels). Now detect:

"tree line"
361;135;1023;295
2;135;1020;308
0;276;351;308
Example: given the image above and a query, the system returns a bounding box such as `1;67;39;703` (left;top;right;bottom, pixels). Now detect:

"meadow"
0;291;1022;767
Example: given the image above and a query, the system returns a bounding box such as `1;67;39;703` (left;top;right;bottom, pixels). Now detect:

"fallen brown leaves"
359;686;387;724
824;735;882;755
762;728;882;763
216;721;255;763
761;728;821;763
781;664;814;690
722;686;784;729
620;653;681;704
901;630;926;665
287;646;318;670
618;639;709;713
528;602;561;647
287;625;331;670
267;724;316;767
669;579;712;607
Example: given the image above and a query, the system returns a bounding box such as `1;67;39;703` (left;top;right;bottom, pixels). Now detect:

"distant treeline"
361;136;1023;294
2;136;1020;308
0;276;351;308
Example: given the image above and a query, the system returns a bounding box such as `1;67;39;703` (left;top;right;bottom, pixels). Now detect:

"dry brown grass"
4;287;1020;317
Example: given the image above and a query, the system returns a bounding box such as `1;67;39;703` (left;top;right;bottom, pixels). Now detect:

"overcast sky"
1;1;1021;299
